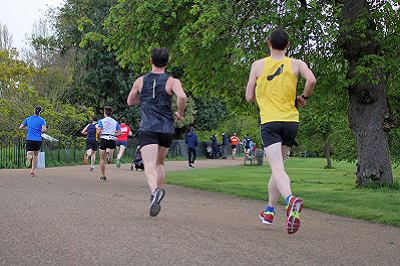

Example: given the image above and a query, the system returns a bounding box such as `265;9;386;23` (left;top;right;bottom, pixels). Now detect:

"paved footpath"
1;158;399;266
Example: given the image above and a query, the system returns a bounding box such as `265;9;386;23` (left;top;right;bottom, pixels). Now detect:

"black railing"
0;136;243;169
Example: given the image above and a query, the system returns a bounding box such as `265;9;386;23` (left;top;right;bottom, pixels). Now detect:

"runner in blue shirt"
19;106;47;177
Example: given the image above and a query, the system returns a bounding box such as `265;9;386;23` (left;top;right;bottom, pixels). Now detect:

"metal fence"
0;136;243;169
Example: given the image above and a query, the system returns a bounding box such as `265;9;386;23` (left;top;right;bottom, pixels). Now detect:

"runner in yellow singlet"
246;28;316;234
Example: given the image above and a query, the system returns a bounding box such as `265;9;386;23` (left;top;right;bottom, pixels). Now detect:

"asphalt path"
1;158;399;265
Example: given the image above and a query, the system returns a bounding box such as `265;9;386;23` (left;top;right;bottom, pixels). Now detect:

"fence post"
73;136;77;163
18;137;22;168
58;137;61;162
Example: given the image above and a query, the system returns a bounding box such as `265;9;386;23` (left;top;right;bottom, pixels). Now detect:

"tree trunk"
337;0;396;186
323;134;332;169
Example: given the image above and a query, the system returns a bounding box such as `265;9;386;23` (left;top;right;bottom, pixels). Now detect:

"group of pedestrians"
19;29;316;234
206;132;252;160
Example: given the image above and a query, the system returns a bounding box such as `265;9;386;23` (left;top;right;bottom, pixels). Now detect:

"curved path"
0;158;399;265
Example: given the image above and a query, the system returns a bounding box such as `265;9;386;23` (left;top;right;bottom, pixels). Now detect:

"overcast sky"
0;0;64;50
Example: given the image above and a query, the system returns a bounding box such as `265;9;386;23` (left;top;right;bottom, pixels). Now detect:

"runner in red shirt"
230;133;240;160
115;117;132;168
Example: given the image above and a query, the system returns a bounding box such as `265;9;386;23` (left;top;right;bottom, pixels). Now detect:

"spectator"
210;134;218;159
206;145;212;158
185;127;198;168
221;132;229;159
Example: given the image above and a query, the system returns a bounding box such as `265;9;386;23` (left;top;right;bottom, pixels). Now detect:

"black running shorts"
85;139;98;151
26;140;42;152
99;138;116;150
138;131;174;148
261;122;298;148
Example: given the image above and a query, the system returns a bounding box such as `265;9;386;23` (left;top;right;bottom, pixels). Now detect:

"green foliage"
104;1;310;111
47;0;139;132
20;0;400;175
0;48;92;137
196;113;261;146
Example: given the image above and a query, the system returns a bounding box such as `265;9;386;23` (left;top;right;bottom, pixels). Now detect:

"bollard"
256;149;264;166
36;152;46;168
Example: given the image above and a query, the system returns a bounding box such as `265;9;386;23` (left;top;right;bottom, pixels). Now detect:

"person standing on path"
185;127;198;168
97;106;121;182
115;117;133;168
230;133;240;160
246;28;316;234
127;48;187;217
19;106;47;177
210;133;218;159
82;115;99;171
221;132;229;159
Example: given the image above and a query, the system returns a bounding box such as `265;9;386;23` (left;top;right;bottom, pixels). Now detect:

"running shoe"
30;172;36;177
286;196;303;234
259;210;274;225
190;163;195;168
105;152;111;164
99;176;106;181
89;166;95;171
84;153;89;164
116;159;121;168
25;155;33;167
149;187;165;217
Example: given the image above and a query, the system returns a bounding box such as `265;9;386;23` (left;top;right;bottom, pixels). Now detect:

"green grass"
165;157;400;227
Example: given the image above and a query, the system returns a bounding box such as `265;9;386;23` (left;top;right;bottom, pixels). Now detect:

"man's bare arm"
171;78;186;121
246;60;263;103
296;60;316;107
127;77;143;106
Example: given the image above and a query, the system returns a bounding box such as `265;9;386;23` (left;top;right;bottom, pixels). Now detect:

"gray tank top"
139;72;174;133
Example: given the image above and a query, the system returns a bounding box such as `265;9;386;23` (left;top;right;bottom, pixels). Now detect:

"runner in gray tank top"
139;72;174;134
127;48;187;217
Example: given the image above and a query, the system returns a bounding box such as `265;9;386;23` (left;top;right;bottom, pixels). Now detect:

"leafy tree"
48;0;138;127
332;0;399;185
0;49;90;137
103;0;400;185
0;23;13;51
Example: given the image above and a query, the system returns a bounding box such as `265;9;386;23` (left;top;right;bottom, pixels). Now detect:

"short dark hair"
92;115;99;122
151;48;169;67
120;117;126;123
34;106;42;115
270;28;289;50
104;106;113;116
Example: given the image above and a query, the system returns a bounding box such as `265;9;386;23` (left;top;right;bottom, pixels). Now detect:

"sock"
286;195;293;205
265;205;275;213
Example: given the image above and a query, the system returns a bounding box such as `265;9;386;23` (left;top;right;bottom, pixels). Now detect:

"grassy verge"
165;157;400;227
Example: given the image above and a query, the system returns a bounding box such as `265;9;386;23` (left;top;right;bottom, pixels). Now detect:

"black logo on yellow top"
267;64;284;81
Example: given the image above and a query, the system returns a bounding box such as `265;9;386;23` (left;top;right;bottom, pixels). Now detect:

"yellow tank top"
256;57;299;124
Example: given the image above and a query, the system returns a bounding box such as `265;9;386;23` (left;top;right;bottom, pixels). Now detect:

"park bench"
300;149;307;158
244;149;264;166
244;152;256;166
